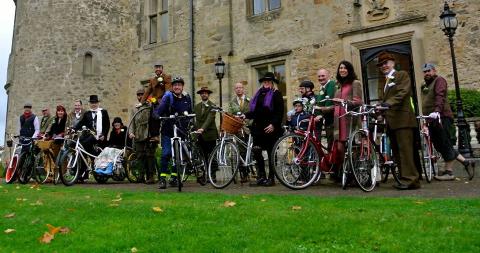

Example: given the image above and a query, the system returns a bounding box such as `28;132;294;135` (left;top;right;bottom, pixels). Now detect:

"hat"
196;86;213;94
259;72;279;84
136;88;145;95
376;51;396;66
88;95;100;103
41;107;49;111
172;76;185;85
422;63;436;71
24;102;32;108
112;117;123;126
292;98;304;106
153;61;163;67
299;80;314;89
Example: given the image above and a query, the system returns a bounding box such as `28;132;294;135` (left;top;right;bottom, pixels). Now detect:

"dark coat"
194;100;219;142
108;126;128;148
382;71;417;130
75;109;110;139
245;88;284;147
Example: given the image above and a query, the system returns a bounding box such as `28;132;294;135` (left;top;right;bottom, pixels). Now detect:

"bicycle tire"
93;172;109;183
349;130;378;192
341;153;349;190
272;133;320;190
5;155;19;184
33;150;50;184
191;145;207;186
420;135;434;183
58;150;80;186
173;140;184;192
125;152;143;183
208;141;239;189
18;152;34;184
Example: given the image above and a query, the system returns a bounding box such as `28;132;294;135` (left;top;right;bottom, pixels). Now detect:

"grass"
1;184;480;253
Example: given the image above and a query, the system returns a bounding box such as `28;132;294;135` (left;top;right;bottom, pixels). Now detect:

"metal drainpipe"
190;0;195;104
227;0;234;101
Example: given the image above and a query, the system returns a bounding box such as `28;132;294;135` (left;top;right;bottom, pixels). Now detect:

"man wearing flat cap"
194;86;219;160
18;102;40;139
421;63;475;180
39;107;53;137
129;88;158;184
377;51;420;190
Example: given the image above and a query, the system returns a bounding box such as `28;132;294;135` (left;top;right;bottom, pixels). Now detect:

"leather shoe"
393;182;421;190
263;178;275;187
249;178;266;187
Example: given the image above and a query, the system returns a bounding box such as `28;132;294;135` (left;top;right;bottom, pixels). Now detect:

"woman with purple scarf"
243;72;284;186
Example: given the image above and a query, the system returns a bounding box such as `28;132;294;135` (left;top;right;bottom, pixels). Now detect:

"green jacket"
40;115;53;133
228;96;250;115
317;80;336;107
194;100;219;141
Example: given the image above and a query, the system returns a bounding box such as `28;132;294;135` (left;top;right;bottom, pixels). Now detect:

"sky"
0;1;15;145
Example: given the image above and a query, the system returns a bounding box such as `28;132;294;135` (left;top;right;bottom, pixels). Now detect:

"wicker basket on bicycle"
221;113;244;134
35;140;54;151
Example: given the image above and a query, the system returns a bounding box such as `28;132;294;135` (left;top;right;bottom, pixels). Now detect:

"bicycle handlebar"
158;111;196;120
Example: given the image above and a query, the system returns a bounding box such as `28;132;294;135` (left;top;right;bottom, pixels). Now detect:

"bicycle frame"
64;132;99;172
217;131;255;168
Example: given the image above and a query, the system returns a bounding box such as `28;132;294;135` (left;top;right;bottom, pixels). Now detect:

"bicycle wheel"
208;141;239;189
125;152;143;183
33;150;50;184
341;153;349;190
18;152;34;184
173;140;184;192
93;172;109;183
272;133;320;190
349;131;378;192
191;145;207;186
420;135;434;183
5;155;19;184
58;150;80;186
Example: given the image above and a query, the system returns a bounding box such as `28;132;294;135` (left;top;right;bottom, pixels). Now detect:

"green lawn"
1;184;479;253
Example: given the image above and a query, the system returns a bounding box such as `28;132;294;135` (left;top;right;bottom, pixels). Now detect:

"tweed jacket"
382;70;417;130
194;100;219;142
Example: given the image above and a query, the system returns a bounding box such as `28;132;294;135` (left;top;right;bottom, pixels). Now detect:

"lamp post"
214;56;225;108
440;2;472;156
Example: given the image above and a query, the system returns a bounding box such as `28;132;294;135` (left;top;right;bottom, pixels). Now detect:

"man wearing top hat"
75;95;110;151
18;102;40;139
194;86;219;160
377;51;420;190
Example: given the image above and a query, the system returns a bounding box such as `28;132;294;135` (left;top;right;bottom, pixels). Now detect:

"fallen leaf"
152;207;163;213
16;198;27;202
66;208;76;212
4;213;15;218
30;200;44;206
292;206;302;211
46;224;61;235
112;198;122;202
223;201;236;207
15;186;20;189
241;195;249;199
59;227;71;234
85;195;91;199
464;181;469;184
0;185;3;188
116;194;122;198
414;201;424;205
30;183;40;189
109;203;119;207
4;229;16;234
455;177;461;181
3;189;8;193
425;212;432;216
39;232;54;244
31;218;40;224
260;199;267;202
131;247;138;253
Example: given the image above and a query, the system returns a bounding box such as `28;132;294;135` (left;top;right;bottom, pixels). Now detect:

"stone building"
4;0;479;139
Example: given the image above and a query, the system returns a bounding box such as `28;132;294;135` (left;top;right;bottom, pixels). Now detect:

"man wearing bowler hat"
377;51;420;190
194;86;219;161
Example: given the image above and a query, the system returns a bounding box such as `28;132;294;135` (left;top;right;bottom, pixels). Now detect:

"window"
250;0;281;16
83;53;93;75
148;0;168;44
255;62;287;121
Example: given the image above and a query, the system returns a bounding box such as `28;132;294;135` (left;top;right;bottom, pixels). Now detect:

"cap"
24;102;32;108
422;63;436;71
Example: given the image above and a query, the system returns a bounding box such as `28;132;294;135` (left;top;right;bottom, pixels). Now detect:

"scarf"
249;87;274;111
23;111;32;119
91;108;103;139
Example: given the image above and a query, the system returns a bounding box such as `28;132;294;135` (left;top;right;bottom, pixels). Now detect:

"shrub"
448;88;480;118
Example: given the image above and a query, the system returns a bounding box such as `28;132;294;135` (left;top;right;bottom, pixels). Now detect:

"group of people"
16;51;475;190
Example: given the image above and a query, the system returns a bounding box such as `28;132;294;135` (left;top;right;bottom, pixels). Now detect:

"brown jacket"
141;73;172;102
421;75;453;119
382;70;417;130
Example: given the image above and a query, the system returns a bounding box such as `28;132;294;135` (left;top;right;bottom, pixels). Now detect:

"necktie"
239;99;244;110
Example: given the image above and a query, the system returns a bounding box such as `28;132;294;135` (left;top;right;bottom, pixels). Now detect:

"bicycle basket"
221;113;244;134
35;140;54;151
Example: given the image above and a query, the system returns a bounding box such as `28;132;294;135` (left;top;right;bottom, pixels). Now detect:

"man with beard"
421;63;475;180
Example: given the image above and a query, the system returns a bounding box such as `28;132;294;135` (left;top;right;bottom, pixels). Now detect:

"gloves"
428;112;440;119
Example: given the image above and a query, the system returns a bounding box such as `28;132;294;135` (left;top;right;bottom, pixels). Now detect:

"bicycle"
16;137;41;184
271;99;334;190
372;119;401;185
5;135;25;184
57;128;103;186
158;112;207;192
207;107;257;189
417;115;442;182
24;138;64;184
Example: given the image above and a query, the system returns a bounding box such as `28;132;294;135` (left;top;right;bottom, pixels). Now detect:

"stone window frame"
246;0;281;17
147;0;169;45
83;52;94;76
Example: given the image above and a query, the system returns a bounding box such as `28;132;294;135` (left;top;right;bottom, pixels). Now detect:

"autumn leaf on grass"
46;224;61;235
39;232;54;244
30;200;44;206
223;201;236;207
131;247;138;253
109;203;119;207
152;207;163;213
241;195;250;199
31;218;40;224
112;198;122;202
260;199;267;202
116;194;122;198
59;227;71;234
16;198;27;202
84;195;91;199
30;183;40;189
414;201;425;205
292;206;302;211
4;229;16;234
4;213;15;218
15;186;20;189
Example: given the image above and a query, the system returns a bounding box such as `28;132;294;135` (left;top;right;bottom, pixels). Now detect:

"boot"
158;177;167;189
